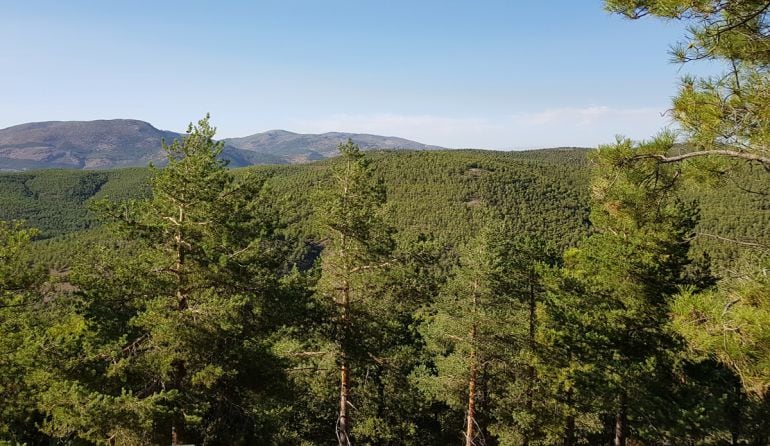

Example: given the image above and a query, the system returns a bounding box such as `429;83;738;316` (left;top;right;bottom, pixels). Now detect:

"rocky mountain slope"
0;119;444;170
223;129;444;162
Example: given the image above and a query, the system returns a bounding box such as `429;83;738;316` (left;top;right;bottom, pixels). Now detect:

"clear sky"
1;0;721;149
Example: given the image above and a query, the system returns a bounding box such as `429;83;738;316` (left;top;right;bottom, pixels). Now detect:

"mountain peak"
224;129;444;158
1;118;161;132
0;120;445;170
262;129;298;136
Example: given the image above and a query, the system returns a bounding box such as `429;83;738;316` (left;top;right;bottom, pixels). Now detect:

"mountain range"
0;119;445;170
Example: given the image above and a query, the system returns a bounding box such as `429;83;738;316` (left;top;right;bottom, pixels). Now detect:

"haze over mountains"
0;119;445;170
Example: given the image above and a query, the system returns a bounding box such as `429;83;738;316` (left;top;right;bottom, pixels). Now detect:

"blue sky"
1;0;721;149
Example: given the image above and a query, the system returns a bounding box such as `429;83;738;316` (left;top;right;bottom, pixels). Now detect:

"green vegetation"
3;2;770;444
606;0;770;413
3;133;769;444
5;146;767;274
0;168;151;238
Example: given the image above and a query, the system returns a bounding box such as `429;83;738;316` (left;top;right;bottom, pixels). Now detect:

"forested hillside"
5;0;770;444
4;148;767;274
0;168;151;237
2;109;770;445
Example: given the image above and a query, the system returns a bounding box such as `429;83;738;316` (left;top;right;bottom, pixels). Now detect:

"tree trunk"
337;273;352;446
336;226;352;446
614;392;627;446
465;281;478;446
465;333;477;446
465;281;479;446
175;198;188;311
338;358;351;446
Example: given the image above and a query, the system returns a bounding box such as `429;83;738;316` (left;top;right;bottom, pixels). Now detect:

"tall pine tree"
315;140;395;445
31;116;291;444
544;136;700;445
603;0;770;397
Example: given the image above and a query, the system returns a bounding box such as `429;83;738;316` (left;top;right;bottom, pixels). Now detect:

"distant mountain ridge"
223;129;444;163
0;119;445;170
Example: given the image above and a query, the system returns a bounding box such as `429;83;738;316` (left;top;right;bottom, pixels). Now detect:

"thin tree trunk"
614;392;627;446
175;198;188;311
171;199;188;443
337;230;352;446
333;167;356;446
338;356;351;446
337;277;351;446
465;330;477;446
465;282;479;446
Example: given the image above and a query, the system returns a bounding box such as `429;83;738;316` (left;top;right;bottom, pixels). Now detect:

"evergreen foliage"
14;116;293;445
604;0;770;399
1;88;770;446
0;221;47;445
543;138;703;444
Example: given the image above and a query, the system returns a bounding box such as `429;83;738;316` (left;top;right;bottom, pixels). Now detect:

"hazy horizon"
2;0;723;149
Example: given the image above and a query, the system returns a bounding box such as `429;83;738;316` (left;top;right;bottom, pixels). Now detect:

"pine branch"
627;150;770;169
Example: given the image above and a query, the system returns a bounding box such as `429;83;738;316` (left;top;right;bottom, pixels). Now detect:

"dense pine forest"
3;1;770;445
3;148;767;274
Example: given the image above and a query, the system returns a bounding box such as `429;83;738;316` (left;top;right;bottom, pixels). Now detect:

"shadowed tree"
544;137;700;445
604;0;770;399
0;221;47;444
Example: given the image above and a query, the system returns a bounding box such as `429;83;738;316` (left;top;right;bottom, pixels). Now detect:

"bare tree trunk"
465;331;477;446
172;200;188;443
175;197;188;311
337;279;351;446
338;355;351;446
465;281;479;446
614;392;627;446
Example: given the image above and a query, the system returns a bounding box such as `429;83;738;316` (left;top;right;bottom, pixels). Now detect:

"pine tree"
0;221;47;444
314;140;395;445
31;115;291;444
543;137;700;445
414;227;496;446
673;261;770;396
604;0;770;397
414;220;539;446
605;0;770;171
489;235;560;446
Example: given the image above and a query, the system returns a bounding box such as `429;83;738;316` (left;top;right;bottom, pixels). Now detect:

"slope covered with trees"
1;120;769;444
3;146;766;274
3;1;770;443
